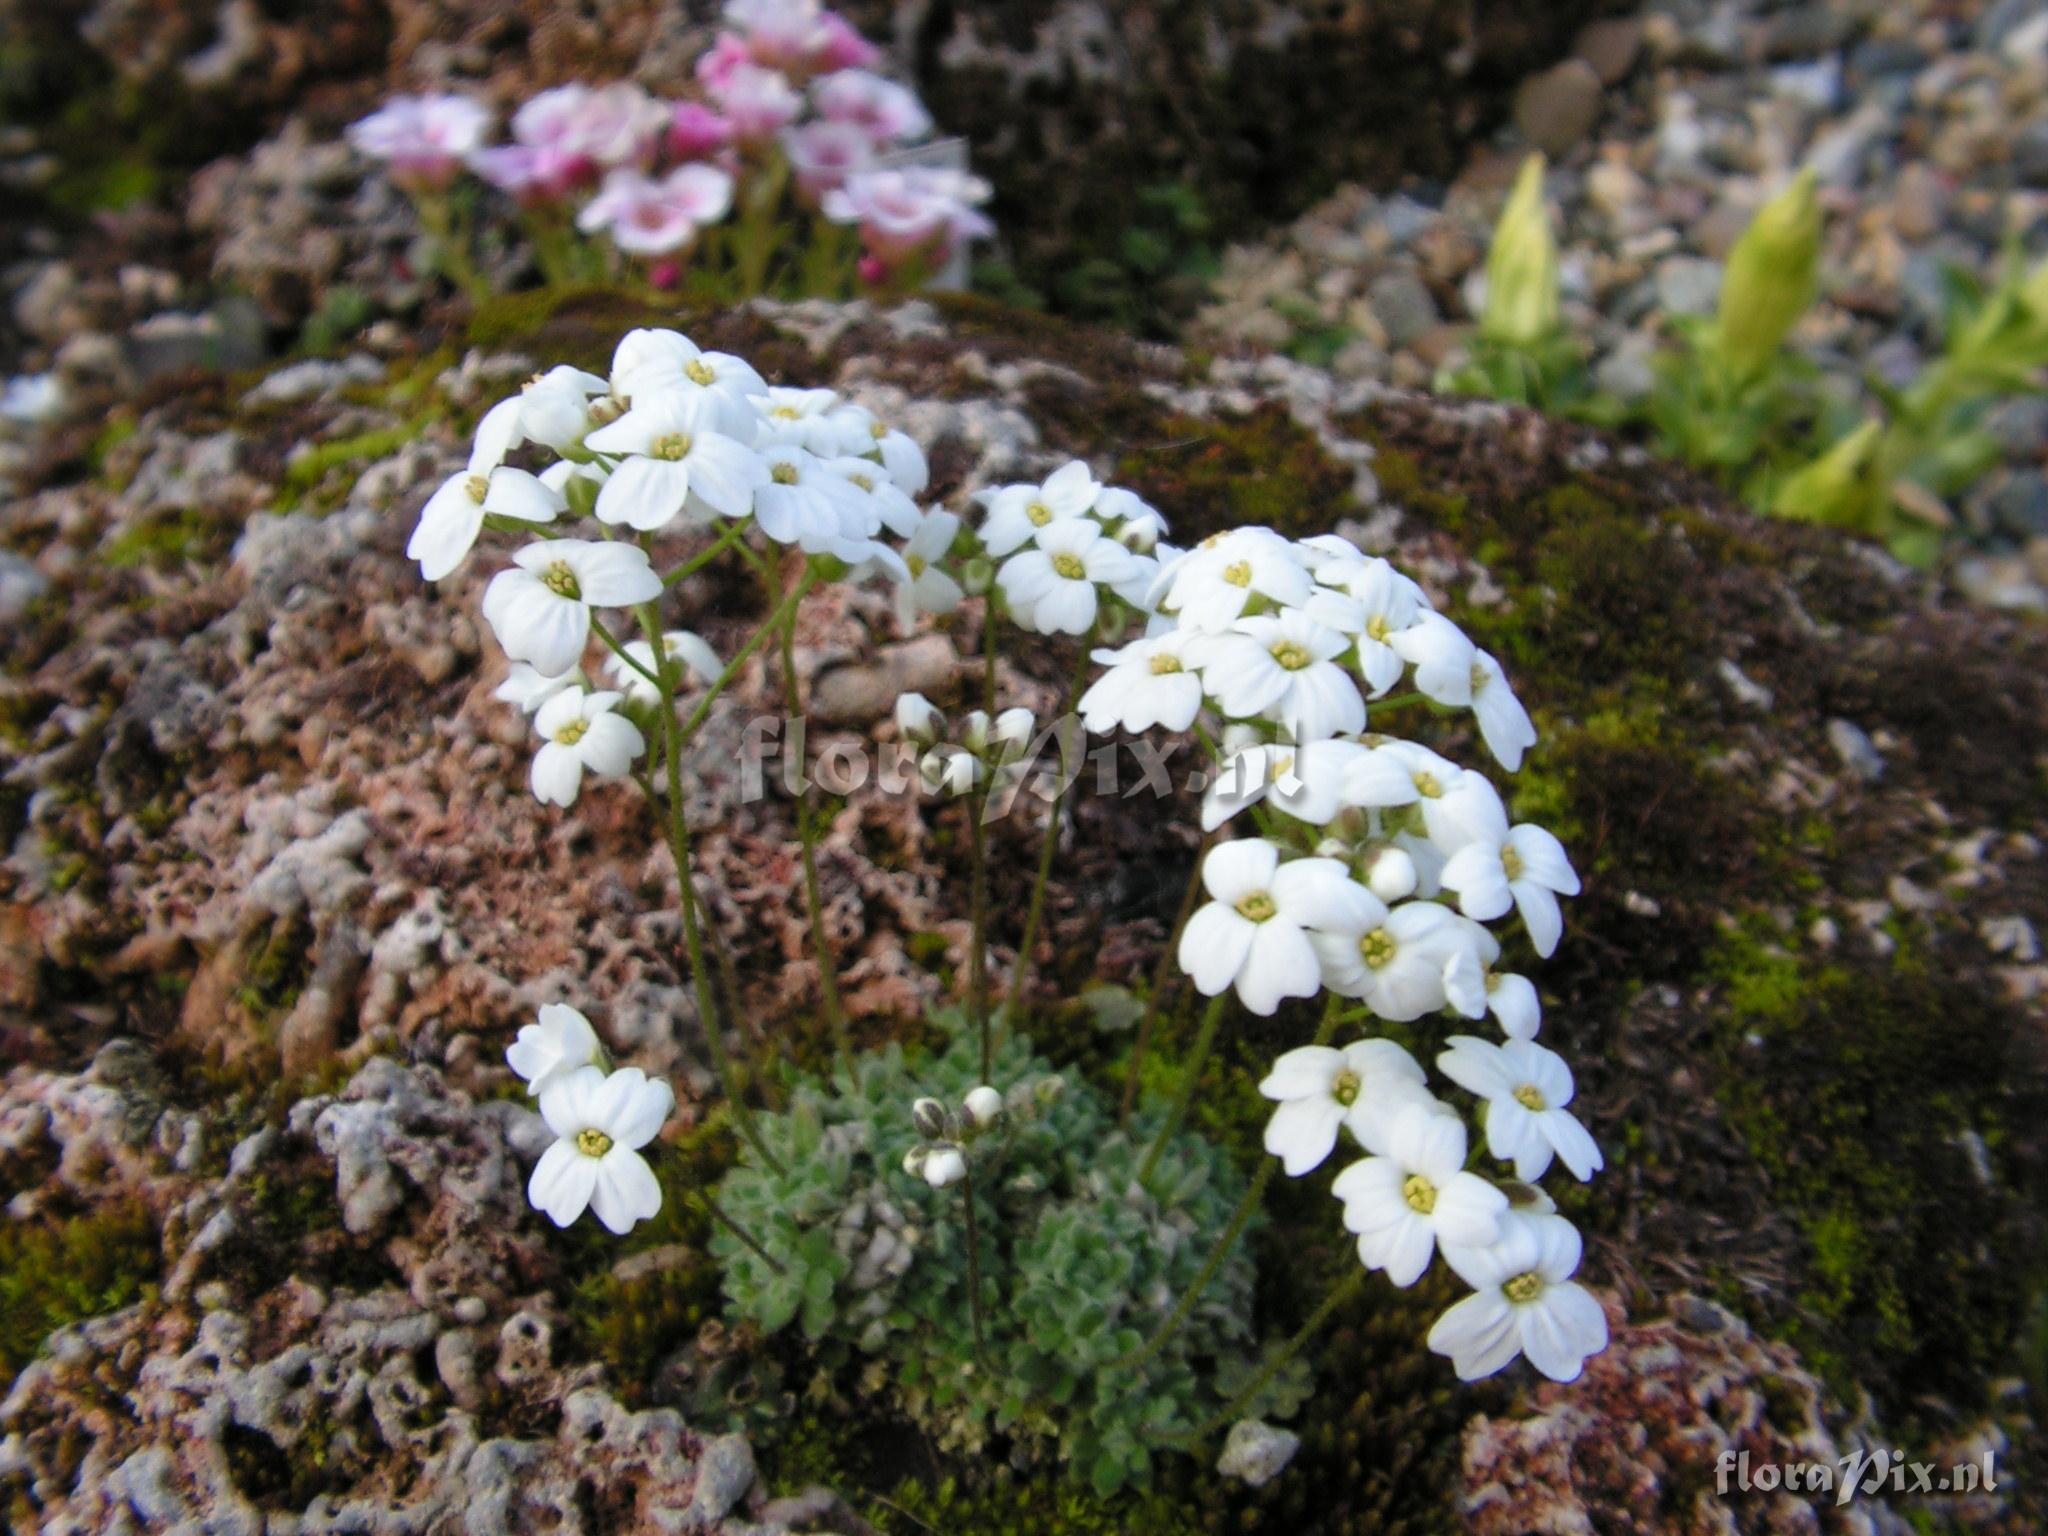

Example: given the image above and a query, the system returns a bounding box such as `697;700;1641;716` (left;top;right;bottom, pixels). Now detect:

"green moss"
1117;406;1353;542
102;508;227;571
277;420;430;513
0;1200;159;1385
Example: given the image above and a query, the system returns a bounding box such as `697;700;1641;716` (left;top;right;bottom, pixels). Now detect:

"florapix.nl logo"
1716;1448;1999;1506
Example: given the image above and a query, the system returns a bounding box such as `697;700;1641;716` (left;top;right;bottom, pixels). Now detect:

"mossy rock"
4;293;2046;1530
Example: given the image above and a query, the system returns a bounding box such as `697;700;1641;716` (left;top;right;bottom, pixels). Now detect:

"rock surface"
1;291;2045;1530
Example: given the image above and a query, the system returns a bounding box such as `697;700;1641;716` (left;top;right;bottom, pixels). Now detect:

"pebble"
1216;1419;1301;1488
1574;17;1644;86
1515;59;1607;156
1367;270;1440;349
1653;256;1723;317
1826;718;1886;783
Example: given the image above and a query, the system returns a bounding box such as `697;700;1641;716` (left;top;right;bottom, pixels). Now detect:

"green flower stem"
663;519;753;588
692;1189;785;1277
675;575;813;748
1163;1267;1367;1448
1136;992;1228;1185
412;190;490;303
620;603;782;1176
590;617;660;686
1117;996;1340;1371
968;779;993;1080
1000;637;1094;1036
734;151;790;300
959;1163;992;1369
1120;832;1212;1129
767;564;856;1083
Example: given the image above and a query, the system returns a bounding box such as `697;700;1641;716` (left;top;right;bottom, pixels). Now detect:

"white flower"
1360;845;1419;903
854;412;929;495
583;389;767;530
1258;1038;1429;1173
1200;739;1361;831
1307;894;1483;1022
529;1065;673;1234
893;509;965;625
1177;842;1363;1015
919;745;981;797
1440;820;1580;957
1341;558;1430;695
610;328;767;419
991;707;1037;762
0;373;64;426
1076;630;1205;736
1469;648;1537;771
1189;611;1365;741
813;68;933;142
506;1003;603;1096
1484;970;1542;1040
1152;528;1312;631
1430;1211;1608;1382
923;1145;967;1188
1389;612;1478;707
605;630;721;707
1340;740;1504;853
482;540;664;677
1436;1036;1602;1182
495;662;582;715
819;455;920;537
1331;1102;1509;1285
531;688;647;806
753;444;873;555
964;1085;1003;1125
408;466;564;582
754;386;865;455
346;93;491;187
1090;486;1167;549
996;518;1137;636
510;366;612;454
978;461;1102;557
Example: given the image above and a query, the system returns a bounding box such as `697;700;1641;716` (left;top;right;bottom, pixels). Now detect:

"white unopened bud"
923;1145;966;1189
901;1145;929;1178
1365;846;1418;902
958;709;991;755
911;1097;948;1140
992;708;1035;762
919;745;980;797
964;1085;1003;1126
896;691;942;745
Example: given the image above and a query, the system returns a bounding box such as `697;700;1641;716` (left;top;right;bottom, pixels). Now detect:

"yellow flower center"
465;473;490;503
1412;771;1442;799
555;719;589;746
771;463;800;485
848;472;874;491
1149;654;1184;676
1200;532;1227;549
1026;501;1054;527
870;420;889;440
653;432;693;461
1366;615;1392;642
1052;553;1087;580
1235;891;1277;922
771;405;801;420
685;358;715;386
907;553;927;577
1271;753;1294;780
1513;1083;1546;1111
1270;641;1311;671
1331;1068;1360;1106
1359;928;1396;969
575;1127;614;1158
1469;661;1490;696
1501;845;1525;881
542;562;582;600
1403;1174;1438;1214
1504;1271;1545;1304
1222;560;1252;588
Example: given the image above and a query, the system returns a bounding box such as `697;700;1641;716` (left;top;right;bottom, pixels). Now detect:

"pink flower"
708;63;803;145
577;164;735;256
347;94;492;191
516;83;669;170
669;101;736;161
815;12;882;72
722;0;836;75
781;119;874;201
812;69;931;144
696;33;753;93
822;166;993;268
470;143;588;205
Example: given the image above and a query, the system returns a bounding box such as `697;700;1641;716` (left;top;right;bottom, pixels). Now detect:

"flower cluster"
346;2;989;295
901;1083;1005;1189
413;325;964;807
894;692;1036;797
1067;525;1602;1382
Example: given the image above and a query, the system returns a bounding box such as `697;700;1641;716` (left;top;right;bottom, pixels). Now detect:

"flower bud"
1770;418;1881;529
992;707;1036;763
901;1145;928;1178
1480;154;1561;349
1364;846;1418;903
958;709;991;755
1219;722;1264;758
964;1085;1003;1126
911;1096;949;1140
1713;168;1820;381
919;745;980;797
896;691;942;745
923;1145;967;1189
960;556;994;596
